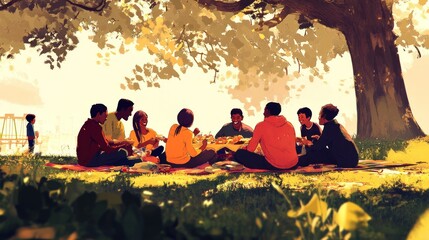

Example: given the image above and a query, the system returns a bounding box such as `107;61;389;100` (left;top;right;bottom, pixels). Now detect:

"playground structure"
0;114;27;151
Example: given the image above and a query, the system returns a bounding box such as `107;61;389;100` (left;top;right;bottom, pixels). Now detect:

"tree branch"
197;0;257;12
0;0;22;10
66;0;107;12
263;0;348;30
259;5;293;29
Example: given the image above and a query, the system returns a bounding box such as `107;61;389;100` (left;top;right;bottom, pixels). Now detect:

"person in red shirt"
234;102;298;170
76;103;140;167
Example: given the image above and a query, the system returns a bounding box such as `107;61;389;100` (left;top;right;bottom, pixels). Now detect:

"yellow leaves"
336;202;371;231
407;208;429;240
419;0;428;5
287;194;329;221
259;33;265;40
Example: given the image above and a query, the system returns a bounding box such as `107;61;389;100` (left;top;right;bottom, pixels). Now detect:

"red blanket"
44;160;417;175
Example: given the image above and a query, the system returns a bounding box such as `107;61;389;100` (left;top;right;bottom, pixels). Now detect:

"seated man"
296;107;322;154
234;102;298;170
215;108;254;160
102;98;134;142
77;103;141;167
215;108;253;139
298;104;359;168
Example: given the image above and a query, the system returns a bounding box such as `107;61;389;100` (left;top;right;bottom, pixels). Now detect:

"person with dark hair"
102;98;134;142
25;113;38;154
296;107;322;154
298;104;359;168
234;102;298;170
129;110;166;160
164;108;217;168
215;108;253;138
77;103;140;167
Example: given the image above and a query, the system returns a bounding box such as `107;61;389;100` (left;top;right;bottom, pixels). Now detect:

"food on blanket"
212;160;245;171
204;166;225;173
131;161;159;172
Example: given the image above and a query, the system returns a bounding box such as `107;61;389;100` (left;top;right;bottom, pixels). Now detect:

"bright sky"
1;33;428;155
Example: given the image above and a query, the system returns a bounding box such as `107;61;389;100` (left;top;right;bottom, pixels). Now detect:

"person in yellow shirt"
102;98;134;143
129;110;166;160
164;108;217;168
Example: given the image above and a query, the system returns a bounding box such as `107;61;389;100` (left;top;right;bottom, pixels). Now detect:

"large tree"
0;0;428;140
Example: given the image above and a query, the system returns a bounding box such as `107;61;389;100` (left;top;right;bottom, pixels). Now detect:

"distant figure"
164;108;217;168
296;107;322;154
215;108;253;138
77;103;140;167
298;104;359;168
234;102;298;170
25;113;39;154
129;110;166;160
102;98;134;142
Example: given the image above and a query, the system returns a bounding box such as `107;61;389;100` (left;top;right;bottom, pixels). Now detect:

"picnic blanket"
44;160;418;175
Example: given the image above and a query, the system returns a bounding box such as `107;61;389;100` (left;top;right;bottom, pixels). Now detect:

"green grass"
1;138;429;239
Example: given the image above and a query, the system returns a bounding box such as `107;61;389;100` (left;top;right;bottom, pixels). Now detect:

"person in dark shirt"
215;108;253;139
76;103;140;167
298;104;359;168
296;107;322;154
25;114;38;154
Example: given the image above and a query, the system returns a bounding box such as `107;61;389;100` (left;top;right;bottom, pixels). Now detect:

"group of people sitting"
76;98;359;170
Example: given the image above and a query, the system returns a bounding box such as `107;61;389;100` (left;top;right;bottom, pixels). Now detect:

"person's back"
298;104;359;168
318;120;358;167
234;102;298;170
77;118;105;166
102;98;134;141
103;112;125;140
251;115;298;169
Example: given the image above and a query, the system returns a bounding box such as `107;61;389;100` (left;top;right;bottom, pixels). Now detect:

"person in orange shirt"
129;110;166;161
164;108;217;168
234;102;298;170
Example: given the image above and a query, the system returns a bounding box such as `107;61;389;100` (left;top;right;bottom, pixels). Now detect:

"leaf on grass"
287;194;329;221
407;209;429;240
336;202;371;231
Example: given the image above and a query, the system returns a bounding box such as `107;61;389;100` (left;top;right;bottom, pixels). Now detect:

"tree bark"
342;1;425;140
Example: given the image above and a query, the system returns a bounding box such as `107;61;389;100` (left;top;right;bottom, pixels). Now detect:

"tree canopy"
1;0;428;139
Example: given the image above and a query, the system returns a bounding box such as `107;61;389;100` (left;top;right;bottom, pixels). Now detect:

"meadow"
1;138;429;239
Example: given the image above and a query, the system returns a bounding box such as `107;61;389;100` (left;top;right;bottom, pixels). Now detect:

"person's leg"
233;149;279;170
151;146;164;157
170;150;217;168
87;149;140;167
28;140;35;153
158;152;167;164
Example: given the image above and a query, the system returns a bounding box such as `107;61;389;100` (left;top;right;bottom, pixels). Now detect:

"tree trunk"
342;1;425;140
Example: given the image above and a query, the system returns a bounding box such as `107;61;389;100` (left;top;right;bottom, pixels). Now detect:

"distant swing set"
0;114;27;151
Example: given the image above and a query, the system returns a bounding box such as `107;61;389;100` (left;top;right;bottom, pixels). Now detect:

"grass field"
1;138;429;239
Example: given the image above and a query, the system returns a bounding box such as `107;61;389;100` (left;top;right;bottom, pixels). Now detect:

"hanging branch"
259;5;293;29
66;0;107;12
0;0;21;10
197;0;257;12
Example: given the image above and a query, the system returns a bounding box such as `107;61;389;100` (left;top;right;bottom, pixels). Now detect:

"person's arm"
311;124;333;151
184;130;200;157
245;124;262;152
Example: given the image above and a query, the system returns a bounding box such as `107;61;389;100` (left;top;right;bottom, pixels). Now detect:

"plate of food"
212;160;245;171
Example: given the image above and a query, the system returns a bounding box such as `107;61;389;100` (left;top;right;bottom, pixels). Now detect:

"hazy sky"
1;33;428;155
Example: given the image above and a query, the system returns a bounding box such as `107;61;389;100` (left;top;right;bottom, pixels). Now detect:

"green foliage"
355;139;408;160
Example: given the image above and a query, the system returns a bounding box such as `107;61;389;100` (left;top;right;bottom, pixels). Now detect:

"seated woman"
129;110;166;161
298;104;359;168
164;108;217;168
